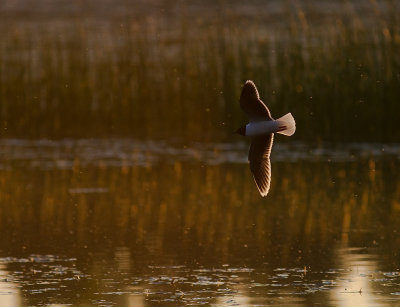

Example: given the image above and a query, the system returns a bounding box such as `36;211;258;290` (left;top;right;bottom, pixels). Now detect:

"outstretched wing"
248;134;274;196
240;80;272;121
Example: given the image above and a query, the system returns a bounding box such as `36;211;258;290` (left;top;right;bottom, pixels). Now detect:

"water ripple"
1;139;400;169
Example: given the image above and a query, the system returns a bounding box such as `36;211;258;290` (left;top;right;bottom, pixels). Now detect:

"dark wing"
240;80;272;121
248;134;274;196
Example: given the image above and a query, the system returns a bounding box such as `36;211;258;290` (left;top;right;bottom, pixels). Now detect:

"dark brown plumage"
237;80;295;196
240;80;274;196
240;80;273;121
248;134;274;196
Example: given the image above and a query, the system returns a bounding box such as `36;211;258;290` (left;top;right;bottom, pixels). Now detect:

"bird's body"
236;80;296;196
242;120;280;136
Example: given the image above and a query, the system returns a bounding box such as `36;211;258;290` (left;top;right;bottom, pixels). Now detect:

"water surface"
1;139;400;306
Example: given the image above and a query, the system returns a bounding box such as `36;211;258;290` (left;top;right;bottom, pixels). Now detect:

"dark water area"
1;139;400;306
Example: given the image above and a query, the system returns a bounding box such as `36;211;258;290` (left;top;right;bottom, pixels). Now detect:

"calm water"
1;139;400;306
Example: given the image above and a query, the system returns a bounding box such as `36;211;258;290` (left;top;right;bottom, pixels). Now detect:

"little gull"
236;80;296;196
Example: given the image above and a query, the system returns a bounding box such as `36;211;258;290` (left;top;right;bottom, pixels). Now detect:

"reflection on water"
1;252;400;306
0;139;400;306
333;249;379;306
0;264;21;306
2;139;400;168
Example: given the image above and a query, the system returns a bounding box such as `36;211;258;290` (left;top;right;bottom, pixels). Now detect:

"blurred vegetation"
0;1;399;142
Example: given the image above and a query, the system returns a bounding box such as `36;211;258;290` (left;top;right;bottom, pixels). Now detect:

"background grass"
0;0;399;142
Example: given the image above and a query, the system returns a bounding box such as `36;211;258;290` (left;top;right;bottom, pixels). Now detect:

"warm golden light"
0;264;21;307
333;249;381;306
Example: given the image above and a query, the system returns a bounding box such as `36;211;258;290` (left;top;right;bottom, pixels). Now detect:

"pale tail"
276;113;296;136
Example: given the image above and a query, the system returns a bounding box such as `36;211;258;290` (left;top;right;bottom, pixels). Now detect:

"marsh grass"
0;2;399;142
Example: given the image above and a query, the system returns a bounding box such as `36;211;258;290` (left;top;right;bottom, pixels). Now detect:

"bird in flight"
236;80;296;196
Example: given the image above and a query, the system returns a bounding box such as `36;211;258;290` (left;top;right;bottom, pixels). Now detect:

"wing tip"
241;80;260;101
243;80;257;91
252;174;271;197
257;187;270;197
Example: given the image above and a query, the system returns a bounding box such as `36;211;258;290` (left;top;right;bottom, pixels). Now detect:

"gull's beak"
235;126;246;136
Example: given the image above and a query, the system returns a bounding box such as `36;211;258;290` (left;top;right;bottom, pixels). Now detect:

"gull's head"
235;126;246;136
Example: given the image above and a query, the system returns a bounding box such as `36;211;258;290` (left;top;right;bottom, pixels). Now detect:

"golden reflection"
0;264;21;307
0;158;398;259
332;249;380;306
127;293;145;307
214;294;255;306
115;247;131;272
0;153;400;305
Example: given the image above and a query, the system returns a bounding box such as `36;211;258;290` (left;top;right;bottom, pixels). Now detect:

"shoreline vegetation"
0;1;399;142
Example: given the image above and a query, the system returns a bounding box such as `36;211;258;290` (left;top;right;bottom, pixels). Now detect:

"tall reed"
0;2;399;142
